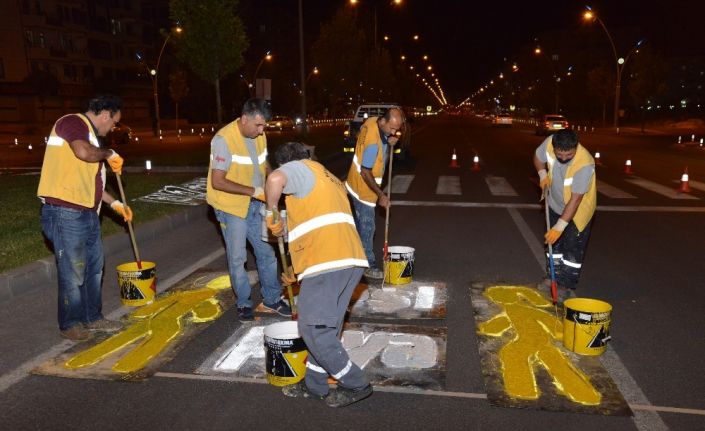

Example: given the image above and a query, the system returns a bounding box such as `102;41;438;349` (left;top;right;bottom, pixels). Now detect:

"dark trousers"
545;208;592;290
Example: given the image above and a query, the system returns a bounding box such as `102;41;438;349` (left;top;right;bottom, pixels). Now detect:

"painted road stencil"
198;321;447;390
470;283;631;416
33;271;234;381
135;177;207;205
349;281;446;319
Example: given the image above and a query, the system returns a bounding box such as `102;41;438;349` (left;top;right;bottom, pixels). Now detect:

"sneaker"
325;384;373;408
282;381;325;400
237;306;254;321
263;300;292;317
60;325;91;341
85;318;122;332
364;267;384;280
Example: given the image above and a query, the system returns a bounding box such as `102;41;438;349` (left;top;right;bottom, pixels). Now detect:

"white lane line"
154;371;705;416
0;247;225;394
626;177;698;200
384;175;414;194
392;200;705;213
436;176;462;195
507;210;669;430
597;180;636;199
485;175;518;196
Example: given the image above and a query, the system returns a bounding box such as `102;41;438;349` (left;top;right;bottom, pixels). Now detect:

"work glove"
538;169;549;191
107;150;124;174
110;200;133;222
281;269;297;286
265;209;284;236
251;186;265;202
544;219;568;245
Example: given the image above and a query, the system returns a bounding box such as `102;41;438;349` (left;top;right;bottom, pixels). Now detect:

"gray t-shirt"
210;135;264;187
277;160;315;198
535;138;594;214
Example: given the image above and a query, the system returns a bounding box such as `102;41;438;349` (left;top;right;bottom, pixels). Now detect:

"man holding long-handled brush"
345;108;404;280
533;129;597;302
38;95;131;341
265;142;372;408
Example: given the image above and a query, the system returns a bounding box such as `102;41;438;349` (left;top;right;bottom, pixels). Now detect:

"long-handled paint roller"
116;173;141;269
273;208;298;320
380;136;396;288
544;189;558;305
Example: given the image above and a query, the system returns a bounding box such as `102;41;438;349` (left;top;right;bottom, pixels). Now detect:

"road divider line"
393;200;705;213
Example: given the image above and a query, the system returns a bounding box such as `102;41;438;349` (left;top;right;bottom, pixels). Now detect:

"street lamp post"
150;25;182;136
584;7;644;133
251;50;273;97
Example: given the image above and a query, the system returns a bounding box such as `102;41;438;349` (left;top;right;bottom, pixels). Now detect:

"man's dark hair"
275;142;311;166
381;106;405;123
552;129;579;150
242;98;272;121
87;95;122;116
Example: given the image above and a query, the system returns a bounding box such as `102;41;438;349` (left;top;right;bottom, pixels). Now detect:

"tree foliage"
627;46;668;108
169;0;248;123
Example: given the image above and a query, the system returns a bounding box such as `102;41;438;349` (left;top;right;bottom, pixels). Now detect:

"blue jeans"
350;195;376;267
41;205;105;331
215;201;282;308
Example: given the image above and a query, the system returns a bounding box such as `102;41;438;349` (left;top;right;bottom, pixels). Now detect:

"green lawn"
1;172;202;272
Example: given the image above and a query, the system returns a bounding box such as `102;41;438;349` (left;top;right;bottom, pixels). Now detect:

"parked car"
492;113;513;127
536;114;569;135
342;103;412;161
266;115;295;131
105;122;132;145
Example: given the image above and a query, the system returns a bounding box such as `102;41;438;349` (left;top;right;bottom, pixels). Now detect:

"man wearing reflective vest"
207;98;290;321
345;108;404;280
265;142;372;408
37;94;131;341
533;129;597;301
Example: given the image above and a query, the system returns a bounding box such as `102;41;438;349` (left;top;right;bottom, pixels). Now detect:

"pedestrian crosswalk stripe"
387;175;414;194
625;177;699;200
597;180;636;199
485;175;518;196
680;179;705;192
436;176;461;195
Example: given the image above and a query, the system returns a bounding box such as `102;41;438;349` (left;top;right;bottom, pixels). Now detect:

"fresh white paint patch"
414;286;435;310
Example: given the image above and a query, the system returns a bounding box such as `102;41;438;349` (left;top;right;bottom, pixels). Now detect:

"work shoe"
364;267;385;280
85;318;122;332
263;300;292;317
537;279;576;303
237;306;254;321
60;325;91;341
325;384;373;408
282;381;325;400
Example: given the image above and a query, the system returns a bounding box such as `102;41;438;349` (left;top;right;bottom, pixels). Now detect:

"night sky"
292;0;705;103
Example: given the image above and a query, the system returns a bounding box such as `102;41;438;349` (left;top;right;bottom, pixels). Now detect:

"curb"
0;204;211;304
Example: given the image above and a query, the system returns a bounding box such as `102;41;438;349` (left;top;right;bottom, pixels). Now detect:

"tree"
169;70;189;133
586;64;613;127
627;47;668;131
170;0;248;124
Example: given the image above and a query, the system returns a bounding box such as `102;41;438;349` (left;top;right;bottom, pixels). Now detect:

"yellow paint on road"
65;275;231;374
478;285;601;405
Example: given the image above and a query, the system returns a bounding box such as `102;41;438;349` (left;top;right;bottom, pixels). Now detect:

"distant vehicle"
266;115;295;131
342;103;412;161
492;113;513;127
536;114;569;135
105;122;132;145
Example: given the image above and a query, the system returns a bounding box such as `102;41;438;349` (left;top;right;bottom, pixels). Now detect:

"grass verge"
1;172;202;272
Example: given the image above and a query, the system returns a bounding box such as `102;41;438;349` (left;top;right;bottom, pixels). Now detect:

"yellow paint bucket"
563;298;612;356
116;261;157;307
264;321;308;386
384;246;415;285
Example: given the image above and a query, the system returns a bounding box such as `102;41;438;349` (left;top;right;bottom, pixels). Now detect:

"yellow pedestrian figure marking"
477;285;601;405
65;275;231;374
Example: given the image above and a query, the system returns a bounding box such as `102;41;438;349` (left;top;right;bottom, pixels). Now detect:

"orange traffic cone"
471;154;481;172
594;151;602;166
624;158;633;174
449;148;460;168
679;167;691;193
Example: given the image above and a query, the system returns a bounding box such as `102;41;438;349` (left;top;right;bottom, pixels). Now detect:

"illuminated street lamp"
583;6;645;132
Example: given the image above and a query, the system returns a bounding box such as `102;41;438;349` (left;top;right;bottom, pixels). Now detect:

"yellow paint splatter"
65;275;231;374
478;285;601;405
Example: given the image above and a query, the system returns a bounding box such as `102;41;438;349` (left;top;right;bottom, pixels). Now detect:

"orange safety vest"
345;117;385;207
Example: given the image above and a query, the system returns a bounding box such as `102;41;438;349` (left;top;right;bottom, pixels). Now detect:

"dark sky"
250;0;705;103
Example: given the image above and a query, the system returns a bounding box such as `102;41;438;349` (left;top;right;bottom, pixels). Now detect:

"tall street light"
349;0;403;51
251;50;273;97
583;6;644;133
149;24;182;136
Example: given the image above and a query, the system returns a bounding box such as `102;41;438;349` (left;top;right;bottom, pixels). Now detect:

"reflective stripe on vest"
288;212;356;242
